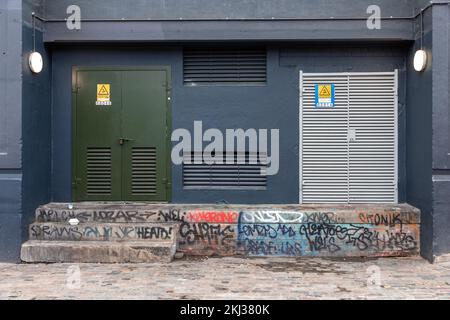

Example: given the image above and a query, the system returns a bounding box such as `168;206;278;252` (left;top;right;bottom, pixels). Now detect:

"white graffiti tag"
241;211;305;224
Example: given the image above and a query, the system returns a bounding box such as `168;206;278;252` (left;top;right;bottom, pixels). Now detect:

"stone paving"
0;256;450;300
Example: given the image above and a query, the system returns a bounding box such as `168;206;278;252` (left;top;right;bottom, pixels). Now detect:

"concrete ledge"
32;203;420;259
29;223;178;242
36;203;420;224
21;241;176;263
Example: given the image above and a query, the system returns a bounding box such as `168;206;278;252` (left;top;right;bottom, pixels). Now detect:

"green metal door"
73;67;171;202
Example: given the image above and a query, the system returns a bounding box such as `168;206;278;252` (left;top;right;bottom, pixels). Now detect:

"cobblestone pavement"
1;256;450;300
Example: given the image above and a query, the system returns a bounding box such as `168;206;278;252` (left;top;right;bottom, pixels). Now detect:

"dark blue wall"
430;4;450;258
21;24;52;247
50;43;407;204
0;0;23;262
406;34;433;261
3;0;450;262
42;0;415;42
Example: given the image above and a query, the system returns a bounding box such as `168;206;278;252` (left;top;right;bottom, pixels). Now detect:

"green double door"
73;67;171;202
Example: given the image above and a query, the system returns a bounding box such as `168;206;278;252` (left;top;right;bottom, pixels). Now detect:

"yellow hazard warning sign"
318;85;332;99
96;84;112;106
315;84;335;108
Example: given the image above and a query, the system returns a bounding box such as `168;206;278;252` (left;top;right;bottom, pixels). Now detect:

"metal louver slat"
183;153;267;189
183;47;267;85
86;147;112;196
300;71;398;204
132;147;157;196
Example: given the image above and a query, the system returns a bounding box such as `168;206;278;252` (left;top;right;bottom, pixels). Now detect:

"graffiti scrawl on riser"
35;207;419;257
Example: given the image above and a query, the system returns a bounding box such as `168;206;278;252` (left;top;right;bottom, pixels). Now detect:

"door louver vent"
132;147;157;195
183;153;267;189
183;47;267;85
86;147;112;196
300;71;398;204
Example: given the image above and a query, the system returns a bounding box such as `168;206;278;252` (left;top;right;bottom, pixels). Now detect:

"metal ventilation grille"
300;71;398;204
132;147;157;195
183;153;267;189
301;74;350;203
183;47;267;85
348;74;397;203
86;147;112;196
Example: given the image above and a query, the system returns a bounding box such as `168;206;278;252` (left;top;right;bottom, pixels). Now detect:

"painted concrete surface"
0;257;450;300
28;203;420;259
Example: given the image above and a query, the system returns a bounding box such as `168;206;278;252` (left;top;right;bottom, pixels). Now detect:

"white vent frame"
299;71;399;204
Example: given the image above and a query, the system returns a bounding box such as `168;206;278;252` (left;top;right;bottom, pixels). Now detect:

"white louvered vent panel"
348;73;397;203
300;72;398;204
301;74;350;203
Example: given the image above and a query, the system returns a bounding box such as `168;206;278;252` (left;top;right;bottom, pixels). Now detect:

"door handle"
347;129;357;142
118;138;134;145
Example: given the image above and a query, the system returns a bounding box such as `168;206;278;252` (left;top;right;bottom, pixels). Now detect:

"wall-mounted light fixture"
29;12;43;74
414;49;428;72
414;9;428;72
29;51;43;73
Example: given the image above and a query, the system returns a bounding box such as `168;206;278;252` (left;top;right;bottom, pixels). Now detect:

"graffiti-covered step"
36;203;241;223
28;203;421;259
21;241;177;263
35;202;420;224
29;223;179;242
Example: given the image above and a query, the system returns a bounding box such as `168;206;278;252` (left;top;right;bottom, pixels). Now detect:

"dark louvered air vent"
183;47;267;85
86;147;112;196
183;153;267;190
132;147;157;195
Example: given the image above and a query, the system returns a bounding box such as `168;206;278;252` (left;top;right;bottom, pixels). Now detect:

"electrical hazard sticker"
96;84;112;106
315;84;335;108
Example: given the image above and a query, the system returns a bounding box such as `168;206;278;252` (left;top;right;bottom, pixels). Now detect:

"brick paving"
0;256;450;300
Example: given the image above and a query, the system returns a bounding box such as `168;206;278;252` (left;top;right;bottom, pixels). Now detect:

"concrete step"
29;222;179;242
30;202;421;259
21;240;176;263
36;202;420;224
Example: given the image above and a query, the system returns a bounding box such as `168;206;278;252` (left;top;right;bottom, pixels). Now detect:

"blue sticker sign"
315;84;335;108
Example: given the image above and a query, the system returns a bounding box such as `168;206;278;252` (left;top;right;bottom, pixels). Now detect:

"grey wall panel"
50;44;407;204
432;5;450;169
433;176;450;256
43;20;414;43
0;172;22;261
21;0;52;244
0;0;23;262
43;0;415;19
0;213;22;262
0;0;22;169
41;0;418;42
0;173;22;214
406;31;433;260
430;4;450;260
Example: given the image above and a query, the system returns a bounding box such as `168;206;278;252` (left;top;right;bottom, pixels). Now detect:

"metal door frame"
299;70;398;204
71;66;172;202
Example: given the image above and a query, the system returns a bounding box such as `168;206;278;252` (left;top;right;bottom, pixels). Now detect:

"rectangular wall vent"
183;153;267;189
183;47;267;85
86;147;112;196
132;147;157;196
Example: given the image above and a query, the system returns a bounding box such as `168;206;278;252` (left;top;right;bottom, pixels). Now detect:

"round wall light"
413;49;428;72
29;51;43;74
